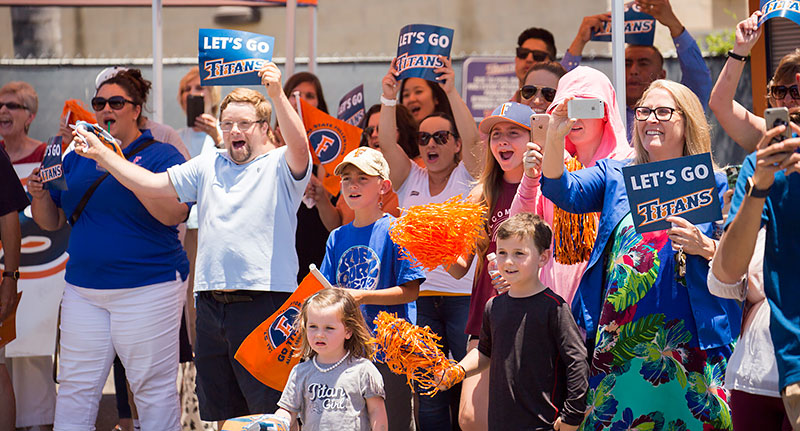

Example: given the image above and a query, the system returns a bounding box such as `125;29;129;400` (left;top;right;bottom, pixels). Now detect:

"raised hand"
258;61;283;99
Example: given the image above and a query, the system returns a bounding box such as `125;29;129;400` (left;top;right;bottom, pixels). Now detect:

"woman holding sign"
709;10;800;152
540;80;741;430
27;68;189;431
380;58;483;429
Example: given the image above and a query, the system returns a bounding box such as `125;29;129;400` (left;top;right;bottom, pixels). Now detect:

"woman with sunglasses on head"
26;68;190;431
512;61;566;114
541;79;741;429
709;11;800;152
510;66;632;305
380;62;483;429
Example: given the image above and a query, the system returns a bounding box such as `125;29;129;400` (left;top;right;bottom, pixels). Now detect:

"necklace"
312;351;349;373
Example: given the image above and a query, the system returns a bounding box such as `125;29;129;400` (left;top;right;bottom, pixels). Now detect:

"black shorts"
194;290;292;421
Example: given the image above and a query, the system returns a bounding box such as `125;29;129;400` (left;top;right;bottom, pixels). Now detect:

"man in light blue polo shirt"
68;61;311;424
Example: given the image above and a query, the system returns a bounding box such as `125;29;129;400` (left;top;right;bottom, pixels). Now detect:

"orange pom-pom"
389;196;486;271
371;312;465;396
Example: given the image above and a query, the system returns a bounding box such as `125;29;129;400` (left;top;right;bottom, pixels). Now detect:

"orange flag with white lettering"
299;98;363;195
234;265;332;391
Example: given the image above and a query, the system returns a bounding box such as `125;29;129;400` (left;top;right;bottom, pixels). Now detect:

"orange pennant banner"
234;267;331;391
300;98;363;196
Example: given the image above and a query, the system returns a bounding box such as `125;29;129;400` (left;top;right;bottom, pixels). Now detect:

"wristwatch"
2;270;20;280
745;177;770;198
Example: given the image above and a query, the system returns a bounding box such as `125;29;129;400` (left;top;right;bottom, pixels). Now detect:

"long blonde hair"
294;288;374;360
631;80;714;167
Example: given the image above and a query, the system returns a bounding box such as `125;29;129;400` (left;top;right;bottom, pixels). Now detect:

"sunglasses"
91;96;136;111
515;47;552;62
0;102;28;111
519;85;557;102
634;106;680;122
417;130;455;146
362;126;378;137
770;84;800;100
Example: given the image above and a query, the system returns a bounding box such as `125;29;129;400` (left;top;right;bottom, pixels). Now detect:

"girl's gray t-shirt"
278;357;385;430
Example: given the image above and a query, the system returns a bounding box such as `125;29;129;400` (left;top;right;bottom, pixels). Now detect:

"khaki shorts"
781;381;800;430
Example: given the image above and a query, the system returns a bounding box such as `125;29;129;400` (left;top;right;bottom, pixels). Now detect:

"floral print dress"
580;214;733;431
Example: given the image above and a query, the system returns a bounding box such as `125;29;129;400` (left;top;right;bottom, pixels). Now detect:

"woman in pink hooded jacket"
510;66;633;305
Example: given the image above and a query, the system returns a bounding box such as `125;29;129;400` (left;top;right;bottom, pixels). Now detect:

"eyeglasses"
219;119;264;132
91;96;136;111
519;85;557;102
0;102;28;111
770;84;800;100
515;48;551;62
417;130;455;146
634;106;680;122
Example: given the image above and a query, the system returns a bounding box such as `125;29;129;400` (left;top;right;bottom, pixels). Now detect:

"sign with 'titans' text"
198;28;275;86
623;153;722;233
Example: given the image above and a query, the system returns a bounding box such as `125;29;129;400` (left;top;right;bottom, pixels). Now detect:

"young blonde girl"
276;288;388;430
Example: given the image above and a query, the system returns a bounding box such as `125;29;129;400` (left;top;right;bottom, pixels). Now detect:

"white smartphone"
530;114;549;144
568;98;605;119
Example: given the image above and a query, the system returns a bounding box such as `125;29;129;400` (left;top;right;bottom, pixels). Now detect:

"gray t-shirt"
167;146;311;292
278;357;385;430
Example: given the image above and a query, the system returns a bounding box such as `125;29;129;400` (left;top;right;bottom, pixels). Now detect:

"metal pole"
611;0;626;132
152;0;163;123
285;0;297;77
309;5;317;73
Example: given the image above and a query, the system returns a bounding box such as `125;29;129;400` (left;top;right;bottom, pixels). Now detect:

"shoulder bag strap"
68;139;156;225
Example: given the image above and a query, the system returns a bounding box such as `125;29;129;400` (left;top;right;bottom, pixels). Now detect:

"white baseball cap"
95;66;128;90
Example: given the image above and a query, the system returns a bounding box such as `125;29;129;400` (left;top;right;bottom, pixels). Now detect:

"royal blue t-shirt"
320;214;425;332
50;130;190;289
726;151;800;389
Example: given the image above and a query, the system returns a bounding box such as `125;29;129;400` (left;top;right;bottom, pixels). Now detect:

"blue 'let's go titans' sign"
623;153;722;233
198;28;275;86
759;0;800;27
395;24;454;83
591;2;656;46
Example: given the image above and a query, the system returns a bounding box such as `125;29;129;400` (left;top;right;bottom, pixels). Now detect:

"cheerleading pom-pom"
371;311;465;396
389;195;486;271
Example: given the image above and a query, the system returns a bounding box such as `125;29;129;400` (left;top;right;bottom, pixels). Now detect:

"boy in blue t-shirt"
320;146;425;431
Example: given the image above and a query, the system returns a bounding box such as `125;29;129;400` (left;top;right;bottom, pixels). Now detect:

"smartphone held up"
187;94;205;128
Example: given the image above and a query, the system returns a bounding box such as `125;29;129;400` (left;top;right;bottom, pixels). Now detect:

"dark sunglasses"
770;84;800;100
515;47;551;62
362;126;378;137
417;130;455;146
519;85;557;102
91;96;136;111
0;102;28;111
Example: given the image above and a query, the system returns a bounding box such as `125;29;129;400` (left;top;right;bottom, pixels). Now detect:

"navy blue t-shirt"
320;214;425;332
726;151;800;389
50;130;190;289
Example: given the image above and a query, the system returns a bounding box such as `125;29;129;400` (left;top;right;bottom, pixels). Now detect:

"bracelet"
727;51;749;62
380;95;397;107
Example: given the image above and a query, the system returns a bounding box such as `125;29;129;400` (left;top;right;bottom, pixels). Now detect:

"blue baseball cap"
478;102;534;134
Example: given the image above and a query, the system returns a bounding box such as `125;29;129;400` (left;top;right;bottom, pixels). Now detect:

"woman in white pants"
27;68;190;431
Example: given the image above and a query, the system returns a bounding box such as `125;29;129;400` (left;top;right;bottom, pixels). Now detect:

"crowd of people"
1;0;800;430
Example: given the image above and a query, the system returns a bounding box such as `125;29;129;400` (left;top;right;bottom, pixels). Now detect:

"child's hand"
554;417;578;431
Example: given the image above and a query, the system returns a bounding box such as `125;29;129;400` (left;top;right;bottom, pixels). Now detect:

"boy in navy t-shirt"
439;213;588;431
320;146;425;431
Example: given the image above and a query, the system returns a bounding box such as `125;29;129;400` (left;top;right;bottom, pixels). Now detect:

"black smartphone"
186;95;205;127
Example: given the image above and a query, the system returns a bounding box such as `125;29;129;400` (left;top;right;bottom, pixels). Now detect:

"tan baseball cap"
334;147;390;180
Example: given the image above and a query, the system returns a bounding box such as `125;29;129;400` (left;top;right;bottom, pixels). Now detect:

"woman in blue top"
27;68;189;431
540;80;741;430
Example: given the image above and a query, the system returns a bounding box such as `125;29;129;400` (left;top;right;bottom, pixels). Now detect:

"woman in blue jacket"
540;80;741;430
